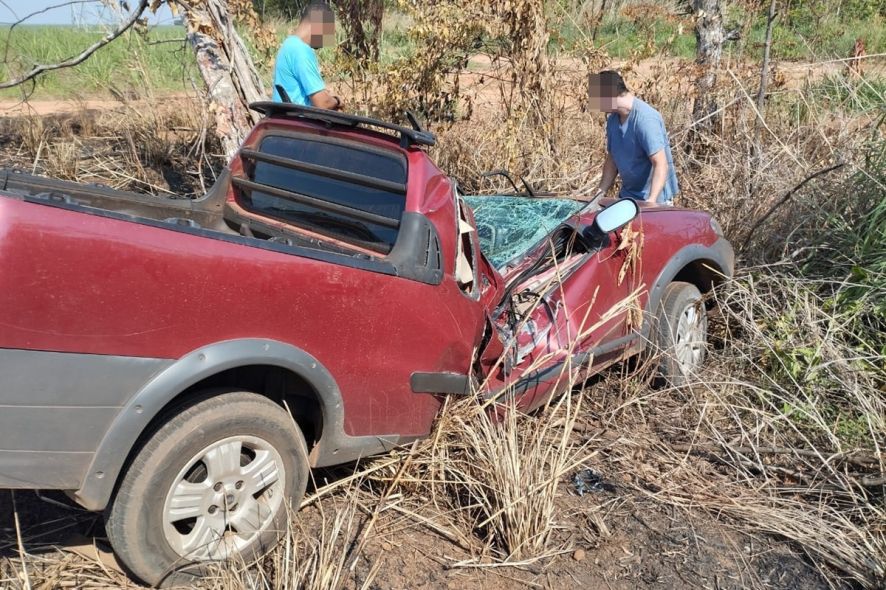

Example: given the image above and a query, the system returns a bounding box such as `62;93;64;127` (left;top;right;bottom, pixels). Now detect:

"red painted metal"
0;115;724;439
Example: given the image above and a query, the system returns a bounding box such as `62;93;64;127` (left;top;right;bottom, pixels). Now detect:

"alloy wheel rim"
674;302;705;375
161;435;285;561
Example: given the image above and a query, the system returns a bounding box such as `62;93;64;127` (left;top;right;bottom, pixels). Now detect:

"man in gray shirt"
587;70;678;205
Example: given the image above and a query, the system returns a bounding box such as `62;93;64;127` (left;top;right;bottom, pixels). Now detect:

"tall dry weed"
591;269;886;586
410;391;591;561
201;489;380;590
0;96;220;196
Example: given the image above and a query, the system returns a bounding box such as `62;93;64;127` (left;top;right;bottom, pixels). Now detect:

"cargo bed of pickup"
0;166;369;257
0;167;231;230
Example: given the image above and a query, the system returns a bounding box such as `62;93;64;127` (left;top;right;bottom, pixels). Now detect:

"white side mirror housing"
593;198;639;234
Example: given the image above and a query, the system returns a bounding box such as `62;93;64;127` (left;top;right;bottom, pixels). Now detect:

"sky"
0;0;178;26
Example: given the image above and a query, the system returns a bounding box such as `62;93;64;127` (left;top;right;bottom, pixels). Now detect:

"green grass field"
0;25;196;99
553;11;886;60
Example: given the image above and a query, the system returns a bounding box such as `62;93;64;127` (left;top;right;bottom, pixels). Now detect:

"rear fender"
74;339;404;511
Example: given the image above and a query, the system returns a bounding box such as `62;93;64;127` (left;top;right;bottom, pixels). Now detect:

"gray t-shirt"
606;98;679;202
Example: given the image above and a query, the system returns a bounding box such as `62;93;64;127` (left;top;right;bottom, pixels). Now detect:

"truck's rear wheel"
655;281;708;385
105;391;308;586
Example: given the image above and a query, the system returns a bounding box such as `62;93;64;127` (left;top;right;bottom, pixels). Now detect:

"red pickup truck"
0;103;732;584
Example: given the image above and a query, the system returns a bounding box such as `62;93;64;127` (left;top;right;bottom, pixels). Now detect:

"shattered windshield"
462;196;585;269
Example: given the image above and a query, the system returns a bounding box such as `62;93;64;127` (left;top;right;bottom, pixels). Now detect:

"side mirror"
594;198;639;233
581;198;639;247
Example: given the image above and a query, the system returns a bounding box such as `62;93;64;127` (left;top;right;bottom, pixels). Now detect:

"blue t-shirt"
605;98;679;202
272;36;325;105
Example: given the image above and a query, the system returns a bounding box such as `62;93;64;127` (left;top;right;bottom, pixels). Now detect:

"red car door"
480;205;638;410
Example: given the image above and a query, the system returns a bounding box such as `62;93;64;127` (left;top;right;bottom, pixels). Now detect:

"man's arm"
309;90;344;111
597;153;618;195
635;113;672;204
292;45;343;111
646;149;668;204
576;153;618;201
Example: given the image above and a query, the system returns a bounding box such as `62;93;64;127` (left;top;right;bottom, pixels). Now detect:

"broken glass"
462;195;585;269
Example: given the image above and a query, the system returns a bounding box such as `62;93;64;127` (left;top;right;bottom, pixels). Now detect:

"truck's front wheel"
105;391;309;586
654;281;708;385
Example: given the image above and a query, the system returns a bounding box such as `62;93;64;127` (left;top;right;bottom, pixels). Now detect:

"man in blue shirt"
587;70;678;205
272;1;344;111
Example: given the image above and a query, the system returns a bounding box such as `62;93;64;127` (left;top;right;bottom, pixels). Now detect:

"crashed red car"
0;103;733;584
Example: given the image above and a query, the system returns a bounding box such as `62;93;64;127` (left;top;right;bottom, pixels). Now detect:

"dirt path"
0;93;195;118
2;56;880;120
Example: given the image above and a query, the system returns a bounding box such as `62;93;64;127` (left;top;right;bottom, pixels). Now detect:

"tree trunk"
691;0;724;131
182;0;267;159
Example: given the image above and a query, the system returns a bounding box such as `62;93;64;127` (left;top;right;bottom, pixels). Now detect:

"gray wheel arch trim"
642;238;735;336
73;339;346;511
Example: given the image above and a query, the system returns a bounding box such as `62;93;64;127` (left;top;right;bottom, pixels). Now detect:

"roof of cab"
249;102;436;149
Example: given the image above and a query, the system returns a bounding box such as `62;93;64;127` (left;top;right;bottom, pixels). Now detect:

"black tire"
654;281;707;385
105;391;309;587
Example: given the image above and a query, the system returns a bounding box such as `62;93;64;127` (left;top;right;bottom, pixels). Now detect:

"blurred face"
308;10;335;49
588;77;620;112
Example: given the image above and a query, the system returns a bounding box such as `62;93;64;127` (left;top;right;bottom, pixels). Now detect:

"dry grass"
0;95;222;196
403;392;590;563
0;24;884;589
593;270;885;587
381;54;883;586
199;492;380;590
